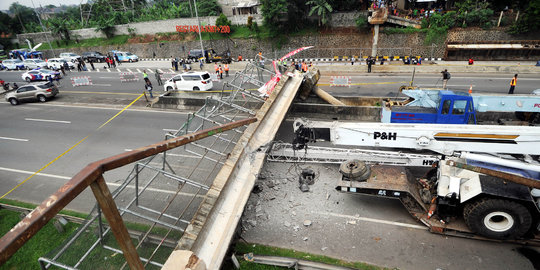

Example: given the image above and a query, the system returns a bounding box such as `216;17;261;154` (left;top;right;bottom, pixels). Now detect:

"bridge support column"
371;24;379;57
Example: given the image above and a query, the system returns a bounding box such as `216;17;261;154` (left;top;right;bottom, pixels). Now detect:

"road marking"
25;103;191;114
148;69;154;73
0;136;29;142
158;69;164;73
125;149;199;159
127;69;133;72
25;118;71;124
63;90;140;96
169;69;174;72
314;211;427;230
0;166;203;197
89;84;112;86
136;68;142;73
107;68;111;72
117;68;121;72
0;94;145;200
96;69;100;72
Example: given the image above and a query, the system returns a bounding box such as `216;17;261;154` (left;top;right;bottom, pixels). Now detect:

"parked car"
59;52;82;62
47;58;75;70
82;51;106;62
5;81;59;105
21;69;61;82
163;71;213;91
1;59;25;70
23;59;48;69
113;51;139;62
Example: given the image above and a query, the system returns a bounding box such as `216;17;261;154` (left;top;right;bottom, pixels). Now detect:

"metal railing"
0;117;257;269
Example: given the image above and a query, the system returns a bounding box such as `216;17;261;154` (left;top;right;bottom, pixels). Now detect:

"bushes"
355;14;368;30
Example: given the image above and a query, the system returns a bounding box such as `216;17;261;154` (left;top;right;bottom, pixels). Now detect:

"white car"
163;71;213;91
1;59;25;70
59;52;81;62
23;59;48;70
47;58;75;70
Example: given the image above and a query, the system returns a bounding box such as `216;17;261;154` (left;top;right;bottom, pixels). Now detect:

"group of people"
0;79;17;91
290;61;311;73
214;63;230;79
171;57;198;72
440;69;518;95
105;55;119;69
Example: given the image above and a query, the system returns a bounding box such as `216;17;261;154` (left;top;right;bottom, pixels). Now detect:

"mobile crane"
292;119;540;242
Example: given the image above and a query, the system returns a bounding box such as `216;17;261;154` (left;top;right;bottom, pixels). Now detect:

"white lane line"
90;84;112;86
168;68;174;72
136;68;142;73
148;69;154;73
0;137;29;142
117;68;121;72
25;103;191;114
96;69;100;72
314;211;427;230
0;166;203;197
125;149;199;159
127;68;133;72
158;69;164;73
25;118;71;124
107;68;111;72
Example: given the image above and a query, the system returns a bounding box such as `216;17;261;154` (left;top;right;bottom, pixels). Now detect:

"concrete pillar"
371;24;379;57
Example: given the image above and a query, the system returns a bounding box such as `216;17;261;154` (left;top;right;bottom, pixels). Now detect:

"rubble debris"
303;237;309;241
284;221;291;227
346;220;357;225
303;220;312;227
252;183;263;194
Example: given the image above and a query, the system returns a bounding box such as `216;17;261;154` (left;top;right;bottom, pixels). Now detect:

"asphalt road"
0;103;190;212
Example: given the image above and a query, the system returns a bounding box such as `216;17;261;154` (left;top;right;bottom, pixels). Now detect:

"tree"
215;13;231;28
48;17;71;44
306;0;333;26
9;3;39;33
260;0;288;28
95;17;116;38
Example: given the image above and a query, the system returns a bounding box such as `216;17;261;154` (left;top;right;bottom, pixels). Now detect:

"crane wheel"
339;160;370;181
463;198;532;240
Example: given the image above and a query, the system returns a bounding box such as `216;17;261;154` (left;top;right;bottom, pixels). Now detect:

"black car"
82;51;106;63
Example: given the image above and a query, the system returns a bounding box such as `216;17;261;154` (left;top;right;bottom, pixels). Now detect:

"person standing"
441;69;451;89
115;54;120;65
468;57;474;65
508;74;518;94
89;59;95;71
155;69;162;86
106;57;111;68
199;58;204;70
224;63;229;77
218;65;223;79
60;64;66;76
143;70;149;84
174;58;179;71
145;80;154;98
214;63;219;74
367;56;373;73
77;60;82;72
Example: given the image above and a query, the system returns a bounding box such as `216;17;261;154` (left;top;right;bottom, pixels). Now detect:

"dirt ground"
240;161;539;270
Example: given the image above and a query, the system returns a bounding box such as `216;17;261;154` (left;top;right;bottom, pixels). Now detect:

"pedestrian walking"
508;74;518;94
199;58;204;70
441;69;451;89
224;63;229;77
112;58;116;68
63;61;70;72
214;63;219;74
143;70;149;84
77;60;82;72
174;58;179;71
367;56;373;73
155;69;162;86
218;65;223;79
115;54;120;65
89;59;95;71
171;57;175;68
106;57;111;68
60;65;66;76
145;80;154;98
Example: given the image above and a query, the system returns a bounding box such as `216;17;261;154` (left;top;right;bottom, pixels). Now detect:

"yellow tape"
318;81;408;86
0;93;145;200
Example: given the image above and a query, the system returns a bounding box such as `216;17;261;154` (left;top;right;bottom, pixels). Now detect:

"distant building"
217;0;260;16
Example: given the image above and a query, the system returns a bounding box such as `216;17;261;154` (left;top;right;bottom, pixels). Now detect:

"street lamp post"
193;0;205;62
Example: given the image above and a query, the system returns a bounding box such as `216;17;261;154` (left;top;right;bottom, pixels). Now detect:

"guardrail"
0;117;257;269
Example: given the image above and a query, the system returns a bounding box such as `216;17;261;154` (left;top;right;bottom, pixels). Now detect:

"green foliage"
128;27;136;37
95;17;116;39
9;2;40;33
355;14;368;30
382;27;425;34
260;0;288;28
306;0;333;26
247;16;254;30
48;17;71;45
196;0;222;16
216;13;231;28
508;0;540;34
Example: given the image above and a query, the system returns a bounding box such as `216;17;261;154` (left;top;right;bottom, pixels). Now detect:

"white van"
59;52;81;62
163;71;213;91
47;58;75;70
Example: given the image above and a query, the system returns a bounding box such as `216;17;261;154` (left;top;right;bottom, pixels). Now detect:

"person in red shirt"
468;57;474;65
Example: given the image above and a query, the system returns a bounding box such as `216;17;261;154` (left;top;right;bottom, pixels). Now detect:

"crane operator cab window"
452;100;467;115
441;100;451;114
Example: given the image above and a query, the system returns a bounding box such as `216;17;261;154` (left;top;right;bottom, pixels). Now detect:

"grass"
233;242;383;270
39;35;130;50
0;209;80;270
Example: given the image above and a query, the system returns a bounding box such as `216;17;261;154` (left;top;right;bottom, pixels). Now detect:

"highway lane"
0;103;190;212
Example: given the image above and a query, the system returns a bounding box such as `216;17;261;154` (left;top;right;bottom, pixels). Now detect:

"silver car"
23;59;48;69
5;82;59;105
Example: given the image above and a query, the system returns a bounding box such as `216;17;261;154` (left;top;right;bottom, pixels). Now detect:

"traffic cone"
468;85;472;94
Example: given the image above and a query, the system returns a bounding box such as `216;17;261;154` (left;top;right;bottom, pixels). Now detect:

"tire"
166;86;173;92
25;77;31;82
37;95;47;102
193;87;200;91
463;198;532;240
129;59;133;63
9;98;19;105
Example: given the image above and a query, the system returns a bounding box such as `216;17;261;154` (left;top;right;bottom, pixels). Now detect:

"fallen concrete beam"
163;69;304;269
